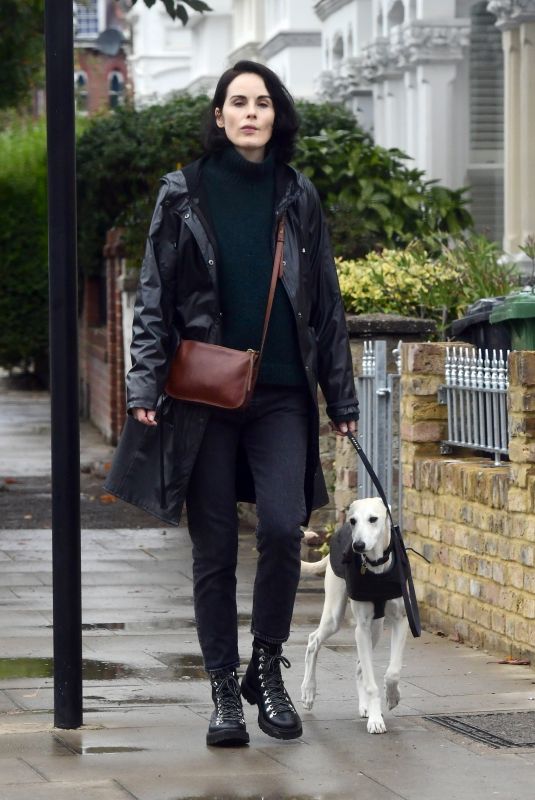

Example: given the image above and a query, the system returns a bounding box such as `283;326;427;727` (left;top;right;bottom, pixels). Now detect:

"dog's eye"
369;516;378;523
349;517;356;525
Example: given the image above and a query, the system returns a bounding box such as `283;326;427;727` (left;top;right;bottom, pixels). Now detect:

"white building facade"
125;0;534;254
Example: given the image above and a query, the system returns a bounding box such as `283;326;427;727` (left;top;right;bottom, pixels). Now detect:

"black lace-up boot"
241;643;302;740
207;669;249;747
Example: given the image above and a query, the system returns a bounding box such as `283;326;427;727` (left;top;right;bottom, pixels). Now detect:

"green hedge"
77;97;473;271
0;121;48;374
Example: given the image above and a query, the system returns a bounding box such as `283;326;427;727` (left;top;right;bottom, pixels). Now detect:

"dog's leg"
355;615;383;719
301;564;347;710
351;600;386;734
384;599;409;711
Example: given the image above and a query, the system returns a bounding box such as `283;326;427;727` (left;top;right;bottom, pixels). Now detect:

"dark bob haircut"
202;60;299;163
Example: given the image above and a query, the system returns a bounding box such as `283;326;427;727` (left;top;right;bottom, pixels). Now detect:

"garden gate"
356;340;402;520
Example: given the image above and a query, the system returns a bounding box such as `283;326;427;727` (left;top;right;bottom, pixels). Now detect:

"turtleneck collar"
211;146;275;182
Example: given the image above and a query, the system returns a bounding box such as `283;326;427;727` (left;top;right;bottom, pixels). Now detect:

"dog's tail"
300;555;329;576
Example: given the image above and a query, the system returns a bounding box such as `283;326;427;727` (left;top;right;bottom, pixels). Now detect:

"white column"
415;61;458;184
519;22;535;244
383;77;406;151
502;27;522;252
404;68;418;164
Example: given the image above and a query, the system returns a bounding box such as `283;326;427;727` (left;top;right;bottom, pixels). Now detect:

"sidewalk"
1;382;535;800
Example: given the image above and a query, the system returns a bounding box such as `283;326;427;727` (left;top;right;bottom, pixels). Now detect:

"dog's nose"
352;540;366;553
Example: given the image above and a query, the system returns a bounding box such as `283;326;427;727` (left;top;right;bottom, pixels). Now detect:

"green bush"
0;121;48;374
337;234;519;334
76;94;209;272
293;128;473;258
77;97;474;273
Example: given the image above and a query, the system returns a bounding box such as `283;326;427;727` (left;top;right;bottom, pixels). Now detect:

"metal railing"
440;347;509;465
356;340;402;518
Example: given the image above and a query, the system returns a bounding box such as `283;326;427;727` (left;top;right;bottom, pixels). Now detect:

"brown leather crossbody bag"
164;217;285;410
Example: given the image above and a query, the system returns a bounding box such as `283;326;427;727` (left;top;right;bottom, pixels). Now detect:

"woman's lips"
241;126;258;132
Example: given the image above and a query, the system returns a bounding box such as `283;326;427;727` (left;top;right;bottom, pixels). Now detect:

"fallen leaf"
496;658;531;666
4;477;18;484
99;494;117;504
23;514;33;519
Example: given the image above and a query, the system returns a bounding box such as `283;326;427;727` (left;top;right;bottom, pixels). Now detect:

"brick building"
73;0;129;115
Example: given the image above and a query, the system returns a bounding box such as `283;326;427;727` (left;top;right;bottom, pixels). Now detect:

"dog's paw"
301;684;316;710
367;716;387;734
358;703;368;718
385;680;401;710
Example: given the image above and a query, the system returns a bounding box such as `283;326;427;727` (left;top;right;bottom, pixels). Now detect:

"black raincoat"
104;156;359;525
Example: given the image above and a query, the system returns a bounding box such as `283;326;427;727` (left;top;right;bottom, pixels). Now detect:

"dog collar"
353;539;394;568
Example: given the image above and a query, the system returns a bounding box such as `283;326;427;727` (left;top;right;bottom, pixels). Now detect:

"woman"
104;61;358;747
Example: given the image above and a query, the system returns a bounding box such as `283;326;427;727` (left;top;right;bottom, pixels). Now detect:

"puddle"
84;696;185;706
0;654;207;682
0;658;137;681
82;619;197;632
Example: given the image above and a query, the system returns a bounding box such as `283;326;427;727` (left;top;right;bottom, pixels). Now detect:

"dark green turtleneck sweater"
202;147;306;387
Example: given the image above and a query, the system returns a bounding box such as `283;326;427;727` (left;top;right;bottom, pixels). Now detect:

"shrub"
0;121;48;375
293;128;473;258
77;97;474;273
337;233;519;334
76;94;209;272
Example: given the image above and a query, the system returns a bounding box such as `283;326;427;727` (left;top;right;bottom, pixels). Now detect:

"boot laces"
259;653;295;716
212;672;244;723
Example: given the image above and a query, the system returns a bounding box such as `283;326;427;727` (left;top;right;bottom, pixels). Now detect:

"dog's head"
347;497;389;555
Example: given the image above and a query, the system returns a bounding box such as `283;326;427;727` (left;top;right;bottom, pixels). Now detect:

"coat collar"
161;154;303;217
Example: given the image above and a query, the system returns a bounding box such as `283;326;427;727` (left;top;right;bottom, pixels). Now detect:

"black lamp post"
44;0;83;729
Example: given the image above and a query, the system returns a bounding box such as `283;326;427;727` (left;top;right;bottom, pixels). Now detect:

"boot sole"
241;680;302;740
206;728;250;747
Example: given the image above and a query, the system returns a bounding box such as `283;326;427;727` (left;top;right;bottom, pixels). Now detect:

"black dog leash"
346;432;422;638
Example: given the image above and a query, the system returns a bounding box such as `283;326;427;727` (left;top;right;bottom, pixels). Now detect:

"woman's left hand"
331;419;357;437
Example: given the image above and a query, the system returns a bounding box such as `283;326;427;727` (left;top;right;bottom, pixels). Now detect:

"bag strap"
257;216;285;366
346;432;422;638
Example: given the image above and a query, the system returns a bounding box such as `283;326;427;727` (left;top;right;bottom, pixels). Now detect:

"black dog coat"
329;522;402;620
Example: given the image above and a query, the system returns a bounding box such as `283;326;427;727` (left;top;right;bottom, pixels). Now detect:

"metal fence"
440;347;509;465
356;340;402;518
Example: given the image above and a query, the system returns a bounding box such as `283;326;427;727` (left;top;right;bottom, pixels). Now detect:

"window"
74;71;89;113
108;71;125;109
332;34;344;69
74;0;99;38
387;1;405;29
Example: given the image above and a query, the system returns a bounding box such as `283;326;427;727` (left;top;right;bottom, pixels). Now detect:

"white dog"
301;497;408;734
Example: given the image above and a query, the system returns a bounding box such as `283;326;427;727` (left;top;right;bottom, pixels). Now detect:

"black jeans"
185;385;309;672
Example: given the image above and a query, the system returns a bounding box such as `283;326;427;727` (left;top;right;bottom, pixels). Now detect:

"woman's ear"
215;109;224;129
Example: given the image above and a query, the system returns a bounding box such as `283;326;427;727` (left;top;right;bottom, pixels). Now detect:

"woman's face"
215;72;275;162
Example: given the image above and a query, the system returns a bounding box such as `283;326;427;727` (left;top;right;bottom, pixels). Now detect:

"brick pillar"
399;342;452;610
103;229;126;444
508;350;535;533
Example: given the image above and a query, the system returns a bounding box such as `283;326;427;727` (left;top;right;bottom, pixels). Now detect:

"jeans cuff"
205;659;240;674
251;627;289;644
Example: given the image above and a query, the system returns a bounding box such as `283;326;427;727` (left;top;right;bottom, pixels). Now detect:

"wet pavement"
1;381;535;798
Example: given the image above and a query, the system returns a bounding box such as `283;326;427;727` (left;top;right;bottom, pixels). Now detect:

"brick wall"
79;230;125;444
401;342;535;660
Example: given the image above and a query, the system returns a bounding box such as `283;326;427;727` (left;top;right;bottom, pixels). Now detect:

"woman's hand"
132;408;158;426
331;419;357;437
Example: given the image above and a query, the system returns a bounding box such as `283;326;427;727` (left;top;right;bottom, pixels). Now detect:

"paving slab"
0;780;134;800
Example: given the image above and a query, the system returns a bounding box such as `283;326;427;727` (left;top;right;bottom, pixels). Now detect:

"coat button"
302;247;306;253
184;213;190;219
282;260;287;266
297;312;302;318
208;259;214;266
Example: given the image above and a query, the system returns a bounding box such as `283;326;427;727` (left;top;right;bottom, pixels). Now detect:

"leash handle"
346;432;421;638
